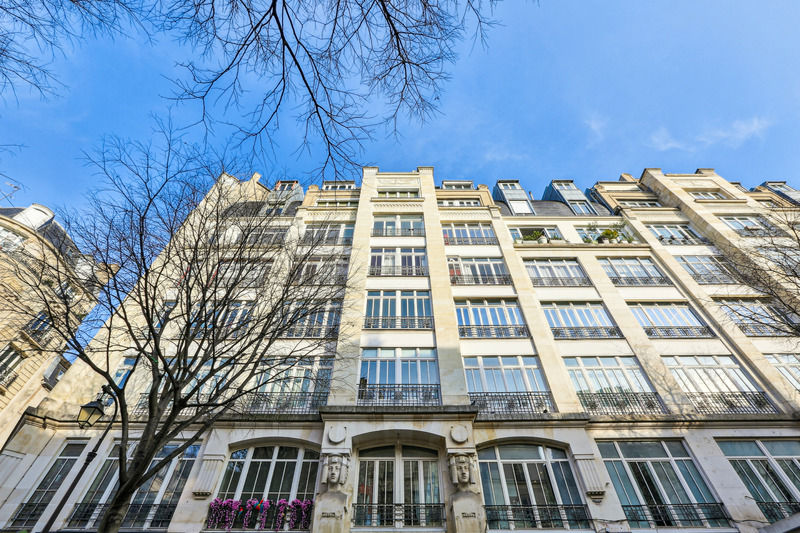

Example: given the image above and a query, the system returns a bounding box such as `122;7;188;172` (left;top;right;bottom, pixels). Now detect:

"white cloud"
648;127;687;151
584;115;607;146
483;145;527;162
697;117;771;147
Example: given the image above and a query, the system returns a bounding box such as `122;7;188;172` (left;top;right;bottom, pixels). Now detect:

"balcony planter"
207;498;313;531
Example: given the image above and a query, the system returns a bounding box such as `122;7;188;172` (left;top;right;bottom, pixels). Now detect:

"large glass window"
281;300;341;337
675;255;736;284
568;201;595;215
618;200;661;208
541;303;621;339
629;303;712;338
442;223;497;245
373;216;424;237
689;190;727;200
525;259;590;286
0;226;25;251
764;354;800;390
509;226;562;242
247;356;333;413
438;198;481;207
718;439;800;523
303;223;354;245
378;190;419;198
478;444;588;530
0;344;22;389
599;258;669;285
576;225;636;243
358;348;440;405
365;291;432;329
370;248;427;276
564;356;651;394
464;356;547;393
599;440;728;529
720;215;778;236
448;257;509;284
647;224;705;244
355;445;442;527
455;299;527;337
715;298;794;336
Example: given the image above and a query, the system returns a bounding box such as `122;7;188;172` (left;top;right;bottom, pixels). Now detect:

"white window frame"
765;354;800;390
564;356;652;393
463;355;547;393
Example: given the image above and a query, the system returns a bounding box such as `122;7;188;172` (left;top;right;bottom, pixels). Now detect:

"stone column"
313;452;352;533
446;451;486;533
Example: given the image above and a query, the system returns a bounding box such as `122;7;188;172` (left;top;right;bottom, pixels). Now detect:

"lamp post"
40;385;118;533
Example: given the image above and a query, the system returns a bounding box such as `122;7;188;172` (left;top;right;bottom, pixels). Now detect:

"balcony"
363;316;433;329
736;323;792;337
608;276;671;286
756;501;800;524
443;235;498;246
236;391;328;415
450;274;512;285
369;265;428;276
206;500;312;530
0;366;18;389
577;392;666;415
8;502;45;529
643;325;715;338
469;392;555;420
530;276;592;287
485;505;592;530
657;236;709;245
279;325;340;338
352;503;445;528
690;273;737;284
67;502;177;529
371;228;425;237
685;392;775;414
458;325;529;338
622;503;731;529
732;226;781;237
357;384;442;406
132;393;213;418
550;326;623;339
301;235;353;246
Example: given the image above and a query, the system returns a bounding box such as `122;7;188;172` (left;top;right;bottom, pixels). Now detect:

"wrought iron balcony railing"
608;276;671;286
357;384;442;406
237;391;328;415
657;236;709;245
690;273;737;284
450;274;512;285
685;392;775;414
530;276;592;287
643;325;715;338
301;235;353;246
469;392;555;420
205;501;312;530
9;502;46;529
736;323;792;337
352;503;445;527
67;502;178;529
622;503;731;529
550;326;623;339
756;501;800;524
484;505;592;530
369;265;428;276
733;227;782;237
0;366;18;389
443;235;498;246
371;228;425;237
577;392;666;415
279;324;340;338
364;316;433;329
458;325;529;338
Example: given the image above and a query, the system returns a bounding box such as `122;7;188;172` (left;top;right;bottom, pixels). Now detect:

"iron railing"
469;392;555;420
352;503;445;527
0;366;18;389
622;503;731;529
442;235;498;246
279;325;340;338
608;276;671;286
301;235;353;246
643;325;715;338
484;505;592;530
736;323;792;337
733;227;781;237
458;325;529;338
67;502;177;529
363;316;433;329
657;236;709;245
685;392;775;414
577;392;666;415
371;228;425;237
530;276;592;287
132;393;217;418
690;273;737;284
756;501;800;524
550;326;623;339
368;266;428;276
237;391;328;415
8;502;46;529
205;503;312;530
357;384;442;406
450;274;512;285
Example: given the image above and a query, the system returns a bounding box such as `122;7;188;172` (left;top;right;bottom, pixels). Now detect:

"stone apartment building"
0;168;800;533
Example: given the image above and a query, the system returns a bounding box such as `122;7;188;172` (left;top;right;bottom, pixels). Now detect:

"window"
365;291;432;329
246;357;332;414
355;445;443;527
217;260;272;287
442;223;497;245
189;300;254;336
438;198;481;207
541;303;621;339
770;183;794;193
663;355;772;414
719;440;800;523
764;354;800;390
501;182;521;190
599;440;728;529
758;199;780;208
716;298;795;336
297;255;349;284
565;357;662;414
304;223;354;245
322;182;355;190
280;300;341;337
576;225;635;243
227;226;286;246
689;190;727;200
448;257;509;284
568;201;595;215
370;248;427;276
0;344;22;389
224;201;266;217
455;299;527;338
316;200;359;207
373;215;424;237
464;356;547;393
10;442;87;528
553;182;576;190
509;226;562;242
24;311;51;342
478;444;589;530
720;215;778;236
275;182;295;191
675;255;736;284
215;446;319;529
619;200;662;208
508;200;533;214
378;190;419;198
647;224;705;244
599;258;669;285
0;227;24;251
525;259;590;286
358;348;440;406
629;303;712;338
442;183;472;190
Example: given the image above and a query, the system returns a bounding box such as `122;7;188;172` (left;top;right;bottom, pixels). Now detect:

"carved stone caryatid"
447;452;486;533
314;453;351;533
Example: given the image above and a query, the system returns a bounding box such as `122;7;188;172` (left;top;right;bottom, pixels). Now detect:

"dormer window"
554;182;576;191
569;201;595;215
499;182;519;190
689;190;727;200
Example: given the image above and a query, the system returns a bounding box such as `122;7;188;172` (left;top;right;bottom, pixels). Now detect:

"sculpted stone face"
454;455;471;485
328;456;342;484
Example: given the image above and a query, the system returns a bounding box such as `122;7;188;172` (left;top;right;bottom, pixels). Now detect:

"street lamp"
41;385;118;533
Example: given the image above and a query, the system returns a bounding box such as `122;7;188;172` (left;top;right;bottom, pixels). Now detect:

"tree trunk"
96;481;138;533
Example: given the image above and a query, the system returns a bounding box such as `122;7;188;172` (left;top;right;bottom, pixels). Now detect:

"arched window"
355;445;443;528
478;444;589;530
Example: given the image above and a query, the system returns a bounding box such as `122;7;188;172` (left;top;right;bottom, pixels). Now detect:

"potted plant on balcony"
522;230;546;243
598;228;619;244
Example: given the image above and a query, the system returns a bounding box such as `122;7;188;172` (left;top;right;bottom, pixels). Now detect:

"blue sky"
2;0;799;210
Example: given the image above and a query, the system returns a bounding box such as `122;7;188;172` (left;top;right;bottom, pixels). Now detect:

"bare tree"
2;127;354;532
714;208;800;337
